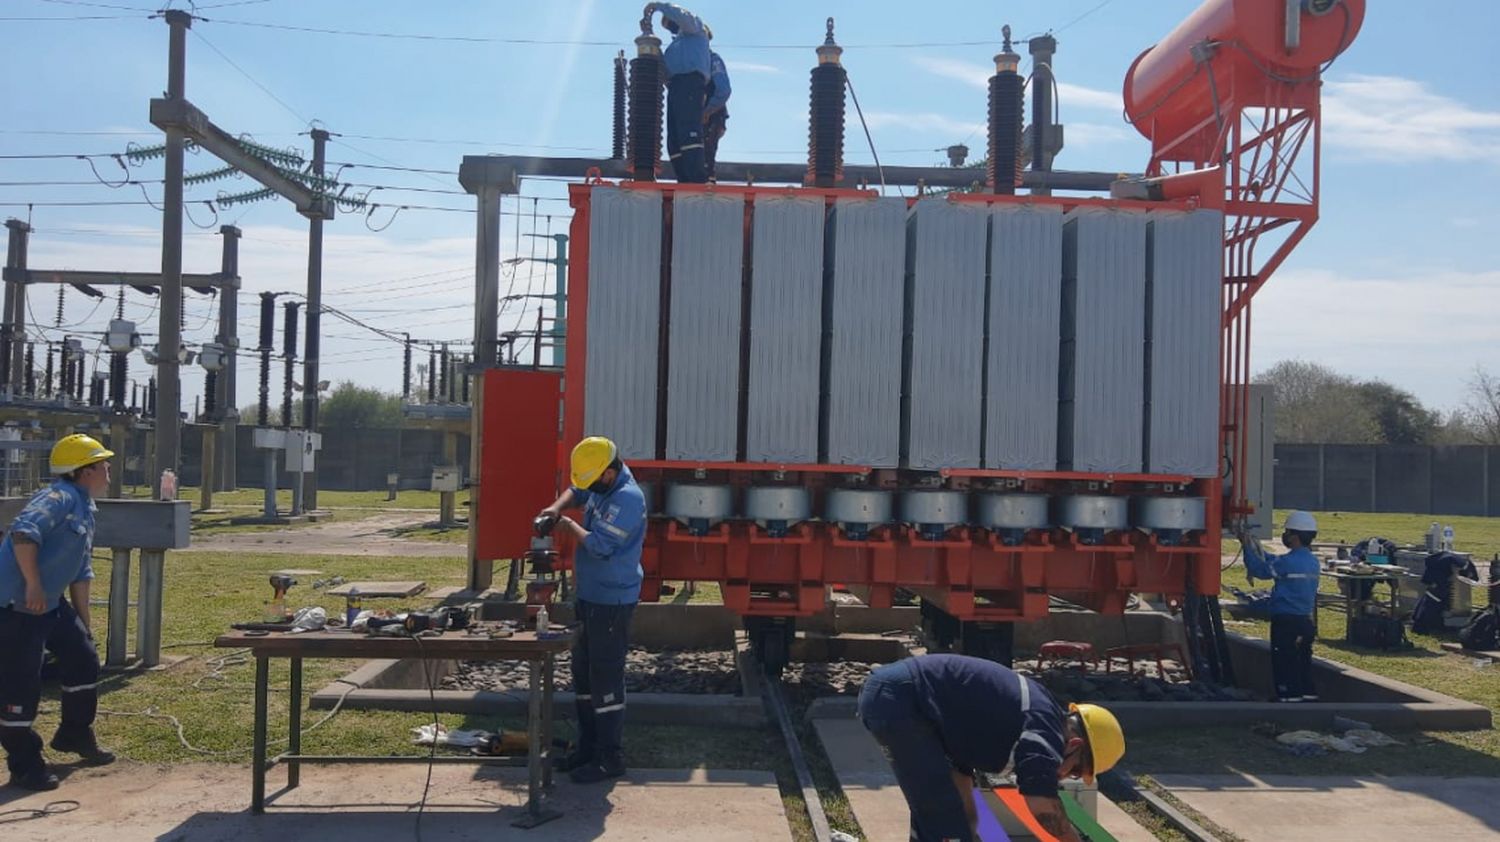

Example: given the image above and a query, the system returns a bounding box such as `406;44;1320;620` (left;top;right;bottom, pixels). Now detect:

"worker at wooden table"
535;436;647;784
858;653;1124;842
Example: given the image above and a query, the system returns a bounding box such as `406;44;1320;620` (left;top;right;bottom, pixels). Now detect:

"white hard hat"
1284;511;1318;532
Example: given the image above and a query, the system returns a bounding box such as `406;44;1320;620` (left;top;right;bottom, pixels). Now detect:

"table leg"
542;654;555;788
510;657;560;828
288;656;302;788
252;655;269;814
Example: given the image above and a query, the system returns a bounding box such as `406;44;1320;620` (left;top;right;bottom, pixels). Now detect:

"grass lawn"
122;485;453;511
1152;508;1500;785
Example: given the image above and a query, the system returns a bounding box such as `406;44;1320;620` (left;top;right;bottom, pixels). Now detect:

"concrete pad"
1095;797;1159;842
1156;774;1500;841
814;718;910;842
427;585;470;600
327;580;427;598
0;762;790;841
1442;642;1500;663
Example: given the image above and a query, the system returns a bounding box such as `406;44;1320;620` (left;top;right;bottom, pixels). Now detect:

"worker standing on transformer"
535;436;646;783
858;653;1124;842
1239;511;1322;701
0;434;117;792
643;2;713;183
703;49;732;181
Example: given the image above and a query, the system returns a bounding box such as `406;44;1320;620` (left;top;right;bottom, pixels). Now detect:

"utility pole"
519;232;569;366
217;224;240;492
155;9;191;499
3;219;32;396
466;181;504;592
301;128;328;510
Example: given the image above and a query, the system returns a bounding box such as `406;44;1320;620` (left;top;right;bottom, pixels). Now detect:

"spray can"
536;603;550;635
1427;522;1441;552
345;586;362;627
160;468;177;500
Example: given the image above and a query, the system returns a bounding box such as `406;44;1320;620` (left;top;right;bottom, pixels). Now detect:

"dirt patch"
188;513;466;558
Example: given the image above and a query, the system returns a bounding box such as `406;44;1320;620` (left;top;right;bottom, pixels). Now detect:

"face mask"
589;475;614;495
1282;531;1296;547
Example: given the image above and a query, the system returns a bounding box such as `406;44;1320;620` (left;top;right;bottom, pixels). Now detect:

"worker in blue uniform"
644;2;712;183
1239;510;1322;701
703;50;731;181
0;434;118;792
858;654;1125;842
535;436;646;783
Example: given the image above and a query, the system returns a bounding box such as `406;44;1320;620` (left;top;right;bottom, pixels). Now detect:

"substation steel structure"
462;0;1364;672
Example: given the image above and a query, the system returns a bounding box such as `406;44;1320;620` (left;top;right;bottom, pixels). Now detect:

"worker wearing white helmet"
1238;511;1322;701
534;436;646;783
0;434;118;792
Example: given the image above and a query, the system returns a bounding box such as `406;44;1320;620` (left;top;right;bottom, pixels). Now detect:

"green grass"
121;485;452;511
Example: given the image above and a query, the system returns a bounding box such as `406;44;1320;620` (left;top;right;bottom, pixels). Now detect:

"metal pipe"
136;549;165;667
459;154;1128;193
106;548;131;666
1029;34;1058;196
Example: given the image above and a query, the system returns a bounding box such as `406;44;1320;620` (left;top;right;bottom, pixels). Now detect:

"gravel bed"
440;647;740;695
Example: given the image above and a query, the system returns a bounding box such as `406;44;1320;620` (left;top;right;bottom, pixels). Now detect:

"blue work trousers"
571;599;635;761
858;662;973;842
666;72;708;183
0;598;100;775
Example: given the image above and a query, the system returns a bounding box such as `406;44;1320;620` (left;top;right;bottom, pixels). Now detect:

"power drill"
267;574;296;622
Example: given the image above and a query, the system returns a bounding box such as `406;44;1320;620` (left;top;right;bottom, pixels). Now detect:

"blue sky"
2;0;1497;413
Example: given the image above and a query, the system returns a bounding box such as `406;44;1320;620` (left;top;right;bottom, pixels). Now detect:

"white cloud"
909;56;1121;114
1323;74;1500;162
1252;266;1500;409
862;111;982;138
725;61;782;75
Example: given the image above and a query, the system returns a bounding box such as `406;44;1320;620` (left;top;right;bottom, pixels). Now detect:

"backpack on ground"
1459;604;1500;651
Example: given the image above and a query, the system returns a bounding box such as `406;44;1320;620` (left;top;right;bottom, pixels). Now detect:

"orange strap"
992;788;1061;842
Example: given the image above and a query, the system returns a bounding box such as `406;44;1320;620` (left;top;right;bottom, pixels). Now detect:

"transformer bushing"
1056;495;1128;546
665;483;733;535
109;352;127;409
628;27;665;181
613;50;628;160
807;18;846;188
975;493;1050;546
745;486;813;538
901;490;967;541
825;488;894;540
1132;496;1207;546
987;26;1023;195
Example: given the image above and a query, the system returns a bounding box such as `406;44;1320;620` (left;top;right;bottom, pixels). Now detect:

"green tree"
316;381;404;430
1255;360;1377;443
1354;379;1439;445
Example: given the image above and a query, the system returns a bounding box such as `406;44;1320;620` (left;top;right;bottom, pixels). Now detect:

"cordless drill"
267;574;296;622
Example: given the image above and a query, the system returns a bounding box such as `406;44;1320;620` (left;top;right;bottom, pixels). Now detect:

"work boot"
554;744;594;773
50;729;116;766
568;752;625;785
8;766;60;791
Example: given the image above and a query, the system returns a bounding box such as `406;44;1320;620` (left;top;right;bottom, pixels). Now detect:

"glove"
533;511;559;537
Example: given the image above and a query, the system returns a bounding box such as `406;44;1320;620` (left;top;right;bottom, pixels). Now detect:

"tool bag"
1459;605;1500;652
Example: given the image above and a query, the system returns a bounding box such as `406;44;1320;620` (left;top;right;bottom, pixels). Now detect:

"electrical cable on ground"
0;800;81;824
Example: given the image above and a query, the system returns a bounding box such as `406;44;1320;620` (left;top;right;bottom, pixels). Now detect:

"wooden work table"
214;628;572;828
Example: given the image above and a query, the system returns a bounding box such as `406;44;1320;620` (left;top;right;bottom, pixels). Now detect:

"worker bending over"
858;653;1124;842
0;434;118;792
536;436;646;783
644;2;713;183
1239;511;1321;701
703;49;731;180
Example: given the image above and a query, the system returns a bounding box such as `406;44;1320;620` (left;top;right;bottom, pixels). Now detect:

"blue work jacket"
657;3;712;79
570;464;645;605
0;480;96;612
1243;541;1321;616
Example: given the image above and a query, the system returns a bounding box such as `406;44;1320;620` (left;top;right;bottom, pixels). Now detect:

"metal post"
136;549;165;667
218;225;240;492
104;415;127;498
154;9;192;500
551;233;568;366
251;655;268;814
440;430;457;526
301;129;328;511
1028;34;1058;196
263;449;277;518
288;656;302;787
468;185;502;592
200;426;215;511
107;548;132;667
4;219;32;396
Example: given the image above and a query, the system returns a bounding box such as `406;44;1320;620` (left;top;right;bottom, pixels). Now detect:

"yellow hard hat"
1069;703;1124;783
570;436;618;489
50;433;115;475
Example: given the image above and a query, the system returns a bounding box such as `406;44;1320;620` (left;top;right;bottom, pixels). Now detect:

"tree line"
1257;361;1500;446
